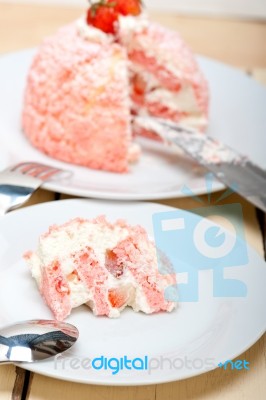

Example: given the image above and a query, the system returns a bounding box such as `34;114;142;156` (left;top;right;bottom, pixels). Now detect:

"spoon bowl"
0;319;79;363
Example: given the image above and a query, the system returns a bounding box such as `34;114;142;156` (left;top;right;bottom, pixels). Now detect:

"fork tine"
16;164;44;176
0;162;69;215
8;162;48;173
36;168;63;181
22;165;55;178
7;162;31;172
8;162;63;180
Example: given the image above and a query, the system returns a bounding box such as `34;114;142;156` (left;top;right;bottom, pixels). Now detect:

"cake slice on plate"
24;216;177;320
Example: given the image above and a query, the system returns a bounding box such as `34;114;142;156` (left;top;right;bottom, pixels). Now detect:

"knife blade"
135;116;266;212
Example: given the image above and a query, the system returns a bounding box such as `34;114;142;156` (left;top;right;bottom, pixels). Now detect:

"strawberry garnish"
105;249;124;278
115;0;142;16
55;277;70;295
132;74;146;95
86;0;143;34
108;288;127;308
86;0;119;34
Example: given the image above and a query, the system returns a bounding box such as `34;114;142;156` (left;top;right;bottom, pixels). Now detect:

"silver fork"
0;162;67;216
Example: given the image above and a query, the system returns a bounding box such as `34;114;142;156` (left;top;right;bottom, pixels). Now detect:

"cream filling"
146;86;200;114
36;221;130;273
130;68;207;132
128;142;141;163
118;14;157;58
106;268;153;314
68;277;92;308
118;13;149;44
27;253;42;286
130;65;207;130
129;60;203;113
129;62;158;92
135;106;207;133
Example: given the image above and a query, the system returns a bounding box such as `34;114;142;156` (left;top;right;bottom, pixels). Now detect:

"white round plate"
0;199;265;385
0;50;266;200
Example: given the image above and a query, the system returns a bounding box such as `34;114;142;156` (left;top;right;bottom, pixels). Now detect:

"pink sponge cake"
22;24;137;173
22;2;209;173
24;216;177;320
118;14;209;132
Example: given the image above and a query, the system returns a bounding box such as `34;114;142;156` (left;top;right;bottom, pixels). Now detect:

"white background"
1;0;266;19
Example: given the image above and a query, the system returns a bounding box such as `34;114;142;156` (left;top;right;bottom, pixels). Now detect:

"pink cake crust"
22;23;133;173
41;260;72;321
71;246;110;316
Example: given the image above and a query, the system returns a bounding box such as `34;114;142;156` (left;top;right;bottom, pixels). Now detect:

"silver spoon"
0;319;79;363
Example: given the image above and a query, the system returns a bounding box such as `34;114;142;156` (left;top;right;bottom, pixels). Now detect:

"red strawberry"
115;0;142;16
55;277;70;295
108;288;127;308
86;1;119;34
105;249;124;278
132;73;146;96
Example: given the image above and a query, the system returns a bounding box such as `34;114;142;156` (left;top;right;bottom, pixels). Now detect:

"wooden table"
0;3;265;400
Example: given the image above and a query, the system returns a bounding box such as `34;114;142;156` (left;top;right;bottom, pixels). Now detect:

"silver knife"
135;116;266;212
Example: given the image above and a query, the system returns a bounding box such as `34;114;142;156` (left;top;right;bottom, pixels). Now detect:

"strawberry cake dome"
24;216;177;320
22;0;209;173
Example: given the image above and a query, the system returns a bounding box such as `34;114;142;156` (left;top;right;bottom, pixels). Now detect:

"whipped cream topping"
77;13;149;45
76;16;113;44
130;63;201;114
118;13;149;39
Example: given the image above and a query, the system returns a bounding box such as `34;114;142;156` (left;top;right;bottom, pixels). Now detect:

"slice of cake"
22;23;138;173
24;216;177;320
